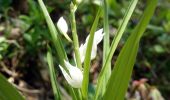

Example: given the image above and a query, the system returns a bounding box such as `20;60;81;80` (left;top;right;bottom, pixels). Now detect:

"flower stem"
70;3;82;69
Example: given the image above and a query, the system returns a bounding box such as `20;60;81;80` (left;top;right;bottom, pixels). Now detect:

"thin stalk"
82;8;102;99
102;0;111;95
70;3;82;69
47;48;61;100
70;3;82;100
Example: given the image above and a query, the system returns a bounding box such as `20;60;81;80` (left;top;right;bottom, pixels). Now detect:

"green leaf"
0;73;24;100
38;0;68;69
47;47;80;100
94;0;138;99
103;0;157;100
82;8;102;99
101;0;111;97
47;47;61;100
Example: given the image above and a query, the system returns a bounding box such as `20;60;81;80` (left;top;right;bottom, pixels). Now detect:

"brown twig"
0;61;18;77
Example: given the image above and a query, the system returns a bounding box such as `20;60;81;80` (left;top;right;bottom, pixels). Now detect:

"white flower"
78;28;104;63
57;17;72;42
57;17;68;33
59;60;83;88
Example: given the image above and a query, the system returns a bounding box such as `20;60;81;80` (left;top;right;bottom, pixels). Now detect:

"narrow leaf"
47;48;61;100
102;0;111;96
94;0;138;99
0;73;24;100
38;0;68;68
103;0;157;100
82;8;102;99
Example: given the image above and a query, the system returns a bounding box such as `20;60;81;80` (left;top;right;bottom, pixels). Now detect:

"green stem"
70;3;83;100
102;0;111;96
94;1;111;99
70;3;82;69
82;8;102;99
47;48;61;100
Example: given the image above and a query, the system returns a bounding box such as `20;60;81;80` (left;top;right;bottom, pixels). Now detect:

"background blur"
0;0;170;99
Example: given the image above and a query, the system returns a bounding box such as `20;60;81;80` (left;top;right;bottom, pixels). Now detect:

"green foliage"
47;47;61;100
103;1;157;99
95;0;138;99
1;0;169;99
0;0;11;11
0;37;8;60
38;0;68;68
82;8;102;99
0;73;24;100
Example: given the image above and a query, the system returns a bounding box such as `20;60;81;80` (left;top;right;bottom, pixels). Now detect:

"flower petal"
91;42;97;60
85;28;104;45
80;29;103;61
59;61;83;88
68;65;83;88
57;17;68;33
74;28;104;63
79;44;86;63
57;17;72;42
94;28;104;44
73;44;85;64
59;65;73;86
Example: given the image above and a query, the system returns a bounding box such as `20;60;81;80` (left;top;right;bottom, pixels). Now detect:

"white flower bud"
57;17;68;34
57;17;72;42
59;60;83;88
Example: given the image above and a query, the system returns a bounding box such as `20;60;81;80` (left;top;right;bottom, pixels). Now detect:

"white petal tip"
57;16;68;34
60;60;83;88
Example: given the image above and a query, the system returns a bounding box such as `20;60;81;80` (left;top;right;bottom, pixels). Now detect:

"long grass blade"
102;0;111;96
103;0;157;100
0;73;24;100
82;8;102;99
94;0;138;99
38;0;68;68
47;48;61;100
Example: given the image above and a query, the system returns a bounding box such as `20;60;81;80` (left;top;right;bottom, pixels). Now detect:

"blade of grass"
47;47;81;100
102;0;111;96
47;48;61;100
0;73;24;100
94;0;138;99
38;0;68;69
82;7;102;99
103;0;157;100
